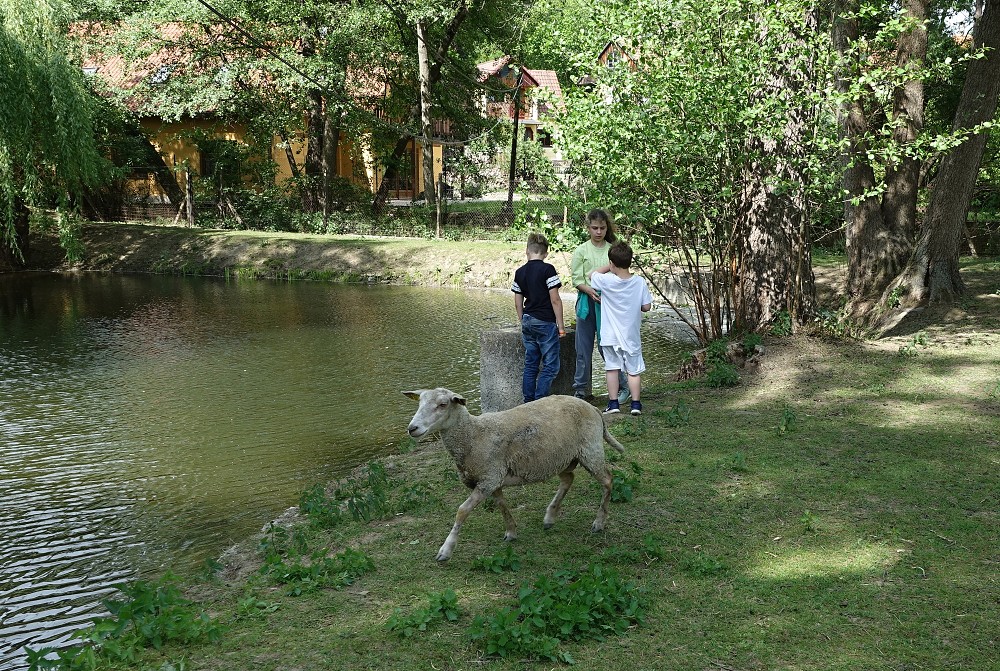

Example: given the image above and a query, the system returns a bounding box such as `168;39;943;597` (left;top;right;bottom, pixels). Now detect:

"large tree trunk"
878;0;927;272
888;0;1000;310
0;198;30;271
838;0;927;311
734;8;818;333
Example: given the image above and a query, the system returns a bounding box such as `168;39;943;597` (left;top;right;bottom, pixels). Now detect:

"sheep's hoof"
543;522;554;531
504;532;517;542
590;522;605;533
435;551;451;562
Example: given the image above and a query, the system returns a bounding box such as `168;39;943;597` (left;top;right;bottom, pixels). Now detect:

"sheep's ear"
402;390;422;401
452;395;467;406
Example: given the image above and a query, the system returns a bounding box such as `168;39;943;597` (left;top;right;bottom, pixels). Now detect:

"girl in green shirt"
571;208;627;401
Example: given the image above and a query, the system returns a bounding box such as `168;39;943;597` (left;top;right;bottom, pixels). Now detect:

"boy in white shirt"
588;242;653;415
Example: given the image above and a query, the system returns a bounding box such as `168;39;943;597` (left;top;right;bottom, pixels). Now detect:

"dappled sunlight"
749;540;902;580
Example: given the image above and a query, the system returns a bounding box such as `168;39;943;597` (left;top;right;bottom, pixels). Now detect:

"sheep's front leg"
493;489;517;542
437;488;489;562
544;470;575;529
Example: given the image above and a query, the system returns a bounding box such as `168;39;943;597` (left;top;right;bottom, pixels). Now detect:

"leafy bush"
707;361;740;388
468;563;645;662
770;310;793;336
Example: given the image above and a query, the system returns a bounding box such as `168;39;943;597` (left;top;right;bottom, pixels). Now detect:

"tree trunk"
303;88;325;213
322;103;340;222
838;0;927;309
735;8;817;333
890;0;1000;307
0;198;30;271
372;136;412;216
878;0;927;273
417;20;436;206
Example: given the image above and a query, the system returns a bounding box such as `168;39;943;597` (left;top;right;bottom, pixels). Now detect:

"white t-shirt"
590;272;653;355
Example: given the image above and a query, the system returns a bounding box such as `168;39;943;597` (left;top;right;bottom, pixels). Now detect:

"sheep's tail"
603;425;626;453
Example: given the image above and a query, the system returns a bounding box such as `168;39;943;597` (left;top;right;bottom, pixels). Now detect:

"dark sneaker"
603;400;620;414
630;400;642;416
574;391;588;399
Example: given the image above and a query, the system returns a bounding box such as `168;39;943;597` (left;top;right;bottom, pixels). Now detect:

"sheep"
403;388;626;562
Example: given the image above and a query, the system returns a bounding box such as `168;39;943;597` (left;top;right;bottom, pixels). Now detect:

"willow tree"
0;0;107;270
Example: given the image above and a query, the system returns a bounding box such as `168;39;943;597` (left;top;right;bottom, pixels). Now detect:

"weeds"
471;545;522;573
771;310;793;336
298;462;393;529
611;461;644;502
681;551;728;577
655;398;691;427
259;547;374;595
26;574;221;671
386;590;462;638
727;451;749;473
898;331;929;357
777;406;797;436
468;563;645;663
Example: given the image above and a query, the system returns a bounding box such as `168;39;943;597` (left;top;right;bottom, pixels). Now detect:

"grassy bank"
27;221;579;289
23;228;1000;671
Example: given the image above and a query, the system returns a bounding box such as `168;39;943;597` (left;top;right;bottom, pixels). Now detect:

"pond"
0;272;693;669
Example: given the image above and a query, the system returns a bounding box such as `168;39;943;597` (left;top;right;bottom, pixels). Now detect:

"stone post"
479;327;577;413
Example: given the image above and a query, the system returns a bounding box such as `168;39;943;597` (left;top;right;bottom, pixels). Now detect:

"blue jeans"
522;314;561;402
573;295;626;395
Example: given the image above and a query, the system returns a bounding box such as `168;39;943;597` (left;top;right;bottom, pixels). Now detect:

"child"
571;208;628;402
512;233;565;403
588;242;653;415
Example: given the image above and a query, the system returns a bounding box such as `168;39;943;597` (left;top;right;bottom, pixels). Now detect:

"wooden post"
185;167;195;227
503;70;522;220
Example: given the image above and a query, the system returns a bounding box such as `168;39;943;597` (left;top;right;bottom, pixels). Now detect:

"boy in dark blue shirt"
512;233;565;403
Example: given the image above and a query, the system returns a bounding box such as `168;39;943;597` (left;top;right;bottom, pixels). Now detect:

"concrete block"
479;327;577;413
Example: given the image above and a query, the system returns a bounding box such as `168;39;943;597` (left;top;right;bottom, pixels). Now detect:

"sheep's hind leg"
493;489;517;541
589;466;614;533
543;470;575;529
438;488;488;562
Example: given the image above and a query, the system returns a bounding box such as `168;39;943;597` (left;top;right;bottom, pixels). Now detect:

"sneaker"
574;391;588;399
617;387;631;405
630;400;642;416
603;400;620;414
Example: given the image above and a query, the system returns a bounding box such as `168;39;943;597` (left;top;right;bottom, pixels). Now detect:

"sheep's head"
403;388;466;437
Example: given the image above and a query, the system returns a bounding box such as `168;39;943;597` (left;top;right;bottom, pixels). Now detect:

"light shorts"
600;345;646;376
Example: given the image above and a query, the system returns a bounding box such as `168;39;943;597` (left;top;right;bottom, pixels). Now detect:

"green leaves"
469;563;645;661
26;574;221;671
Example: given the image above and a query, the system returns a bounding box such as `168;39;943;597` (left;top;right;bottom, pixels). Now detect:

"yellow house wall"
138;117;443;200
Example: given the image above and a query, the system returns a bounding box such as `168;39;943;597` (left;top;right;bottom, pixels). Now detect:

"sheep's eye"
437;402;448;409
